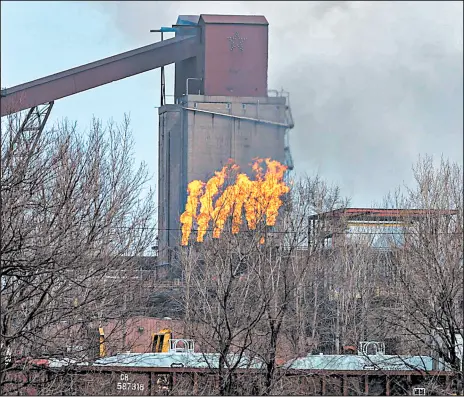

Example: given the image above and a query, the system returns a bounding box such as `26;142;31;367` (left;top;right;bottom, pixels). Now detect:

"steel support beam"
1;35;199;116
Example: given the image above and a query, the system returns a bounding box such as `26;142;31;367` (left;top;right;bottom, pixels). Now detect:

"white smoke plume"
93;1;463;205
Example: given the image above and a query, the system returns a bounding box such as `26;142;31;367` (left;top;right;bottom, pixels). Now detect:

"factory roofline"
309;207;458;221
199;14;268;25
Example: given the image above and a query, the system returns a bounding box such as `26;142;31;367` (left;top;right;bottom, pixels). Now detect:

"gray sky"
2;1;462;207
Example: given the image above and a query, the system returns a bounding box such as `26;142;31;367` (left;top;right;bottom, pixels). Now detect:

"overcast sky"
2;1;462;207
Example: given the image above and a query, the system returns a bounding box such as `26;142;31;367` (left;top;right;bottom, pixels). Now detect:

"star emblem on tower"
228;32;247;52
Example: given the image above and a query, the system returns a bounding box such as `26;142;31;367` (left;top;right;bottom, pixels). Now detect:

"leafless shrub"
176;174;348;395
378;155;463;392
0;112;156;394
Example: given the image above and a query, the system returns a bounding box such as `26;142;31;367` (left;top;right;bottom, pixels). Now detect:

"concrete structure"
0;12;294;262
158;15;294;261
158;94;293;259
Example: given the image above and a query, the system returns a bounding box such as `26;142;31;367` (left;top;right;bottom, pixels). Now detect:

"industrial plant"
1;14;294;264
1;12;462;397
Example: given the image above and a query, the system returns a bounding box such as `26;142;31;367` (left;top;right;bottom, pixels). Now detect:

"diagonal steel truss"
18;101;54;137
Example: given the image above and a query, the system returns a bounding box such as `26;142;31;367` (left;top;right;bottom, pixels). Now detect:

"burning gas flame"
196;165;228;242
179;180;204;246
232;173;253;234
179;159;289;245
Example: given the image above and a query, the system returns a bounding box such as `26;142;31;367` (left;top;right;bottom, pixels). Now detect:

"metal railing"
169;339;194;353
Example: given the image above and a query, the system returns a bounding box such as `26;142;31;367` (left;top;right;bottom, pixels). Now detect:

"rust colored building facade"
173;15;269;98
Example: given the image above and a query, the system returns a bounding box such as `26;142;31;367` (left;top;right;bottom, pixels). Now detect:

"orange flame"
211;185;236;238
196;165;228;242
232;173;252;233
179;180;204;246
262;158;289;226
180;158;288;245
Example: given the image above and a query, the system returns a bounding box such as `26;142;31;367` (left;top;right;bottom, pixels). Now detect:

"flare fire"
179;158;289;246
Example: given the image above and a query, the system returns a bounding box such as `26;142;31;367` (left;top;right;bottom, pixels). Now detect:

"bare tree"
0;112;156;394
380;155;463;390
176;173;348;395
241;175;347;394
179;230;267;395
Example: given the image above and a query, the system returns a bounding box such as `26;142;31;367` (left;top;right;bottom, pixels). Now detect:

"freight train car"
3;350;458;396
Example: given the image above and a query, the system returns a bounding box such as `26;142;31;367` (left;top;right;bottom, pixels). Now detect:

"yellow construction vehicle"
99;327;106;357
151;328;172;353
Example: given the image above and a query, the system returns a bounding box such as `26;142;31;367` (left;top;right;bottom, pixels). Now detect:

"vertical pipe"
167;118;171;255
160;32;165;106
180;106;187;254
